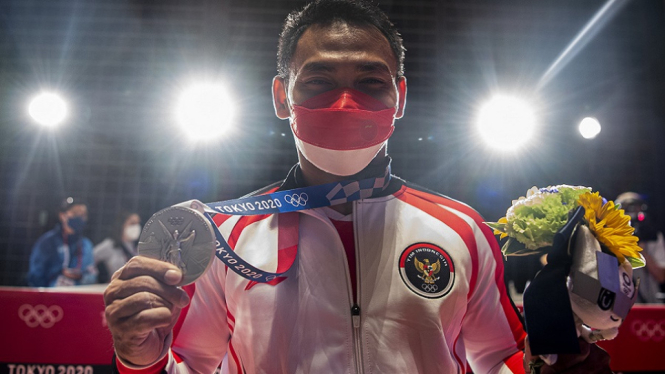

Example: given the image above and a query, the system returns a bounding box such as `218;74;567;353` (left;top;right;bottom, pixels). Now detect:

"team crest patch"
399;243;455;299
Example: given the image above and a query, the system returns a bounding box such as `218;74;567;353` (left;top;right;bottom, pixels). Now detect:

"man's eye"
305;79;330;85
360;78;386;85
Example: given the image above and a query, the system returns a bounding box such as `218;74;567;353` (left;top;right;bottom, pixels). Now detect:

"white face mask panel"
295;136;386;177
124;224;141;242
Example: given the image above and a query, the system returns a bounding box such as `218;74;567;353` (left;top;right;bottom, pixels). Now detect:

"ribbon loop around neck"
200;164;392;283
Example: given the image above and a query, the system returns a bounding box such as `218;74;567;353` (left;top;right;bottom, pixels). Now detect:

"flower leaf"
502;238;537;256
485;221;506;232
627;255;646;269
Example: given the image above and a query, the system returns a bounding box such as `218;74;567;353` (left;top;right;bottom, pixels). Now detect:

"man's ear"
272;76;291;120
395;76;407;119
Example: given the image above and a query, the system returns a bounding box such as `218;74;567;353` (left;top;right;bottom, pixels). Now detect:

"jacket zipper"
351;304;362;374
351;202;364;374
326;205;364;374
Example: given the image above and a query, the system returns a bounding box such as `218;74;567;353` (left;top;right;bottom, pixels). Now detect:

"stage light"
476;95;536;152
579;117;601;139
176;82;235;142
28;92;68;127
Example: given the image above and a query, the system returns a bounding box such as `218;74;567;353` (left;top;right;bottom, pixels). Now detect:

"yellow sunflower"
577;191;645;268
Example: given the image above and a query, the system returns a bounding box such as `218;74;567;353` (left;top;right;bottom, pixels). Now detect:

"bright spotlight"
476;95;536;152
28;92;68;127
176;82;235;142
579;117;601;139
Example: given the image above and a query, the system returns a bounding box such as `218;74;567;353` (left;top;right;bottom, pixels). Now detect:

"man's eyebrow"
300;62;336;74
299;61;393;75
356;62;392;75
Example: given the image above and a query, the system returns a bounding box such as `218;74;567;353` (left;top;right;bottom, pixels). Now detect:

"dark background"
0;0;663;286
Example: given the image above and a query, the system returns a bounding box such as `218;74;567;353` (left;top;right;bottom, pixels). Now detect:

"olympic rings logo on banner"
630;319;665;342
18;304;64;328
421;284;438;293
284;193;309;207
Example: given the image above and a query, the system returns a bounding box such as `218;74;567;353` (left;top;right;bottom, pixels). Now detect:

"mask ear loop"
282;78;297;118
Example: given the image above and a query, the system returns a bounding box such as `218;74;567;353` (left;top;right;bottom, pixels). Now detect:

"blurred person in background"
616;192;665;303
27;197;97;287
94;211;141;283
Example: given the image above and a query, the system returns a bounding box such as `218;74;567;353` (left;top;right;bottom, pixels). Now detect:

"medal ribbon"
200;165;392;283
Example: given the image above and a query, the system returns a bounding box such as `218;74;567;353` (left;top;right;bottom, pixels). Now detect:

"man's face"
274;22;406;119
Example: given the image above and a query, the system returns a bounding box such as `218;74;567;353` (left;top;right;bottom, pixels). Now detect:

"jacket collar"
278;156;403;198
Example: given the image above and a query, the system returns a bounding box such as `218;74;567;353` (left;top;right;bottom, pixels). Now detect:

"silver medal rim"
138;205;216;286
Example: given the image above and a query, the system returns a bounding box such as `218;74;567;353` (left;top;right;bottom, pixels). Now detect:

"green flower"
487;185;590;256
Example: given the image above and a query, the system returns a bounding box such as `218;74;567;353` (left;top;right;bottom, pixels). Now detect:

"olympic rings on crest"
284;193;309;207
630;319;665;342
421;284;439;293
18;304;64;328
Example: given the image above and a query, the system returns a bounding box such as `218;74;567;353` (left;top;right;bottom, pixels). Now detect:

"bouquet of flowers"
486;185;644;267
486;185;644;361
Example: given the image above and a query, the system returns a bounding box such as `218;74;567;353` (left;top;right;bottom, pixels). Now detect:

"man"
104;1;607;373
27;197;96;287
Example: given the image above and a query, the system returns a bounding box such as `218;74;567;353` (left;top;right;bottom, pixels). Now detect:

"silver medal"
138;205;216;286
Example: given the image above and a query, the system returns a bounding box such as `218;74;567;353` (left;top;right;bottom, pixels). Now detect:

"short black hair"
277;0;405;79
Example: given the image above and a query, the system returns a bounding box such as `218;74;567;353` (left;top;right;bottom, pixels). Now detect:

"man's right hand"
103;256;191;366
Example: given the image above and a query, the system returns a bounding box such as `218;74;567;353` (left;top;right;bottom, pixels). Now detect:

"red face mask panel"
290;88;397;150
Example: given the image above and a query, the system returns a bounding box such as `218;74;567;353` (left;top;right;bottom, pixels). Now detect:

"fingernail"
164;269;181;284
180;292;190;306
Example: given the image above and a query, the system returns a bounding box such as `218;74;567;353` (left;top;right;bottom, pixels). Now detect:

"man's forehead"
290;22;397;76
300;60;393;75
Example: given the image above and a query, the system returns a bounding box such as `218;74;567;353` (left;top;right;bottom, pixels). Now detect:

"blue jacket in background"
27;225;97;287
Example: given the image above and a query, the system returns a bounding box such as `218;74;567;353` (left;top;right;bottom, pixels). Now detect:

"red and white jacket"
117;163;526;374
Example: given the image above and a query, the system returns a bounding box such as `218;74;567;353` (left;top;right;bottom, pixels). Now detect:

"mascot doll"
487;186;644;373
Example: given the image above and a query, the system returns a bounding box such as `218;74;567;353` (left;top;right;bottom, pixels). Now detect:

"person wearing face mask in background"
27;197;97;287
616;192;665;303
94;211;142;284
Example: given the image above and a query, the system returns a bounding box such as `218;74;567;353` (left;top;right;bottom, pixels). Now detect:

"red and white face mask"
290;88;398;176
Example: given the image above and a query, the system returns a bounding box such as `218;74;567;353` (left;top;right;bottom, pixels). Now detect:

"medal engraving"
138;205;215;286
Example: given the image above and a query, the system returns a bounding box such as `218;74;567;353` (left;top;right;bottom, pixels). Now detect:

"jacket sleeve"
168;259;230;371
115;260;230;374
27;234;61;287
80;238;98;285
461;220;526;374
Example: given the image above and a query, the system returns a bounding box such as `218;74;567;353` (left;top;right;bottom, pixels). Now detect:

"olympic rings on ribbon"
421;284;438;293
18;304;64;328
284;193;309;207
630;319;665;342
